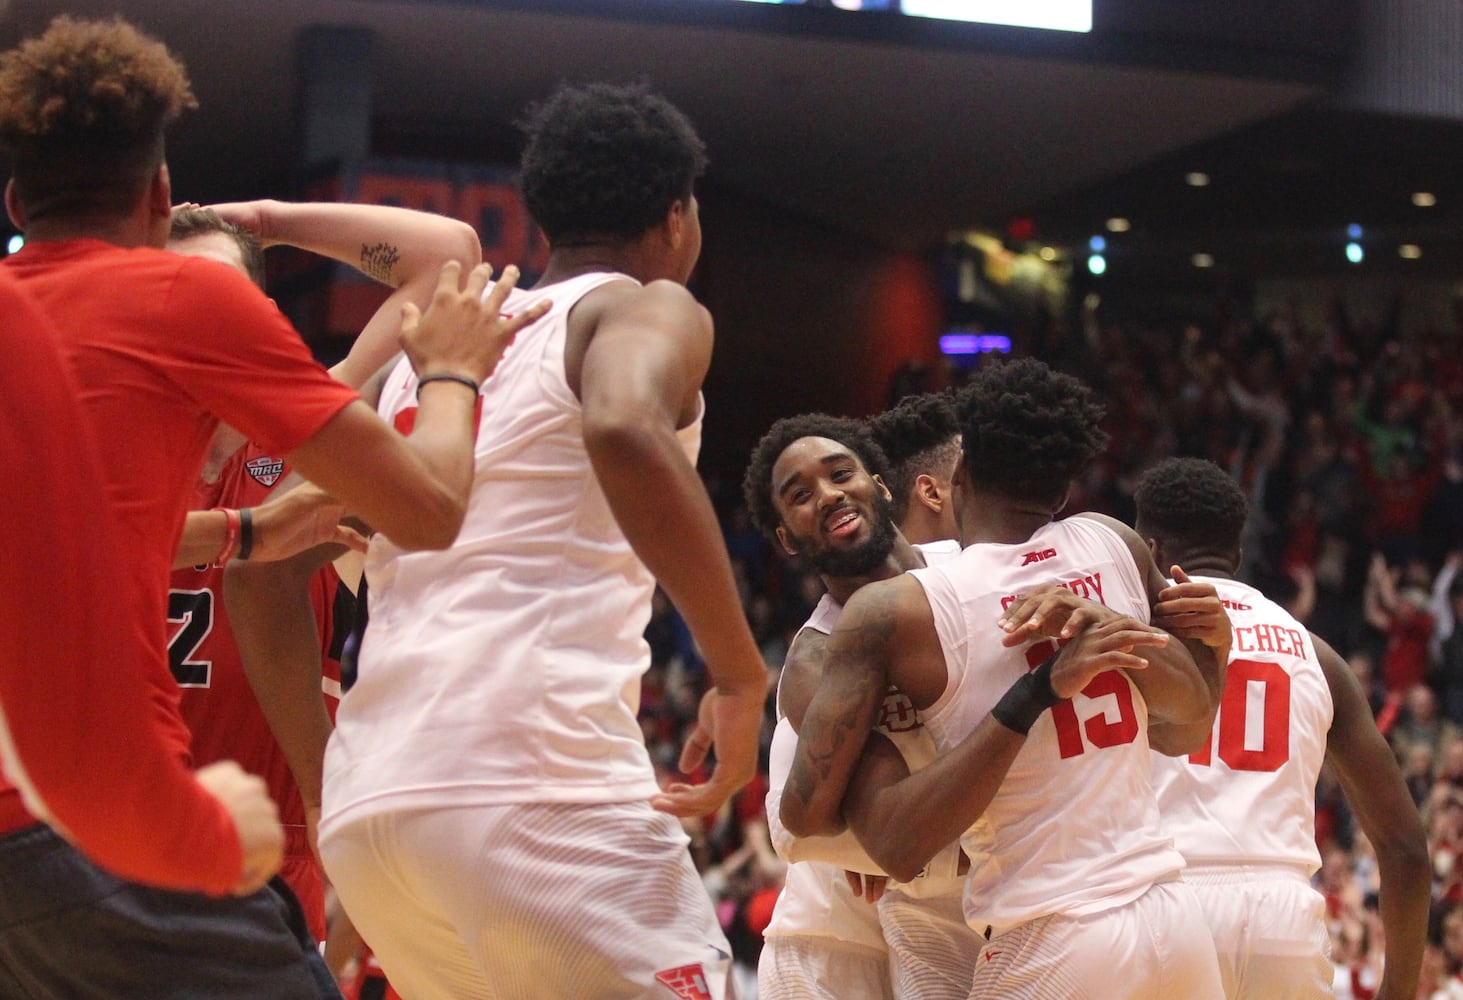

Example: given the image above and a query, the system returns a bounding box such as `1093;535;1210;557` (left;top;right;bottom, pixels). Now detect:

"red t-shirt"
0;268;241;894
173;443;348;937
2;241;357;862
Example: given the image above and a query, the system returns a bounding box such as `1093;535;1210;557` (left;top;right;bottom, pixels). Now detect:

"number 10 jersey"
1149;576;1332;875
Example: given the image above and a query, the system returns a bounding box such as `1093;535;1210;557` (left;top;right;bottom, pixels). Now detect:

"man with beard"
782;359;1228;999
742;412;976;999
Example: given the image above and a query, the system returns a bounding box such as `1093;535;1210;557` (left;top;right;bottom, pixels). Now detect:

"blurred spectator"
1433;557;1463;725
1365;554;1438;696
1393;686;1459;778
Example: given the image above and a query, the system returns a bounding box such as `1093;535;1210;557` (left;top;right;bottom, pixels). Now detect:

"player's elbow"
1148;718;1213;757
442;219;484;270
875;845;928;886
1380;822;1432;885
583;410;662;460
848;802;930;882
389;499;466;551
779;794;839;840
373;484;467;551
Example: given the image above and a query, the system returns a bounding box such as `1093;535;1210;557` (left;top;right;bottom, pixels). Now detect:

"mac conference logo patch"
245;456;285;488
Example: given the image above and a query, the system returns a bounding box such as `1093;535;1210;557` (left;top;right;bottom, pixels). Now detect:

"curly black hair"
0;16;196;222
867;391;961;525
168;208;266;290
518;81;706;243
954;358;1108;509
1133;457;1248;560
742;413;889;542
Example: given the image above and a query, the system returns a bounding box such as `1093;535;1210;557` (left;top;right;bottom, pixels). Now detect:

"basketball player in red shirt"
0;15;543;997
0;267;282;899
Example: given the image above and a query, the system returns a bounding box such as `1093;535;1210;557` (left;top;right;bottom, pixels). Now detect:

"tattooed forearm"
360;241;401;284
782;585;903;836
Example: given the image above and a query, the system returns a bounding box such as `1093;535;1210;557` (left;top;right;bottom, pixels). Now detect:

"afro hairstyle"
954;358;1108;509
0;16;195;221
1133;456;1248;559
518;80;706;243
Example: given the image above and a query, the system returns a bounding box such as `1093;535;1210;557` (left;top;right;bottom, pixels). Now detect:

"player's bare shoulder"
615;279;712;348
842;574;944;704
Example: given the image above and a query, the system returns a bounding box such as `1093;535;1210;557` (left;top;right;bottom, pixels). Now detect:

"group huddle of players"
0;10;1430;1000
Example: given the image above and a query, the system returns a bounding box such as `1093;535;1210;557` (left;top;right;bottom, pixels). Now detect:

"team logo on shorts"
245;456;285;487
655;964;712;1000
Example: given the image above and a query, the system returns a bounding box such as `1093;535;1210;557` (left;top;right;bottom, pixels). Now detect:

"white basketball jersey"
764;542;965;945
911;515;1186;931
323;272;702;834
1150;576;1332;873
761;856;888;952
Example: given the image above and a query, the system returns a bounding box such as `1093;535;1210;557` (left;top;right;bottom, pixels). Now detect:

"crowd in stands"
637;292;1463;996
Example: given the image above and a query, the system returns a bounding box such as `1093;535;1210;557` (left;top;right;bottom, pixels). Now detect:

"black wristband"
237;507;254;560
991;650;1064;735
416;373;480;399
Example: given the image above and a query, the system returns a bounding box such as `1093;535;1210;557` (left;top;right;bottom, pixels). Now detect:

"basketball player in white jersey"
865;392;983;997
316;82;766;1000
1132;457;1428;1000
783;358;1228;999
742;408;976;999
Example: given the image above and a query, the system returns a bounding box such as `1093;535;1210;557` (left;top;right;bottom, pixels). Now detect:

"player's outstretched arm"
171;482;365;570
208;199;483;390
843;614;1166;880
286;262;546;551
567;281;764;818
224;536;347;864
1314;632;1429;1000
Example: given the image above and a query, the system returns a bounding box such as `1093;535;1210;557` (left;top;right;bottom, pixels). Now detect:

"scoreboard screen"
725;0;1092;32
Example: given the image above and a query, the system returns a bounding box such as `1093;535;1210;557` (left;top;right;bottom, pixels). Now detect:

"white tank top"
762;855;888;952
911;515;1186;931
1150;576;1331;874
322;272;702;832
764;542;965;945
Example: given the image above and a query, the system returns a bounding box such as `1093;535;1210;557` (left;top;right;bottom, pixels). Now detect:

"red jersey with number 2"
171;442;348;938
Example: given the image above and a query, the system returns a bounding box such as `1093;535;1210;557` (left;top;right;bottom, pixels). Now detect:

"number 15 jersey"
909;515;1185;933
1150;576;1332;875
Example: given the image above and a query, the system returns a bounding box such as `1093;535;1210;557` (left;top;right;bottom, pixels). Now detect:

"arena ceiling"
6;0;1458;278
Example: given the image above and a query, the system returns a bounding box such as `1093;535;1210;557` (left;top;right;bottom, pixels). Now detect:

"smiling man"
780;360;1229;999
742;411;975;1000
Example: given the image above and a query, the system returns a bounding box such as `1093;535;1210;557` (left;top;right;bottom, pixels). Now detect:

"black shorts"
0;824;340;999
